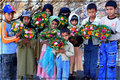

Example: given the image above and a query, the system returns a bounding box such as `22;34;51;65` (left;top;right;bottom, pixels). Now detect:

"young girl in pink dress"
37;16;60;80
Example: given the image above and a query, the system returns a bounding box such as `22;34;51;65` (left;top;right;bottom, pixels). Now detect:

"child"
68;13;83;76
42;3;53;16
98;1;120;80
58;7;71;29
0;4;19;80
35;3;54;61
37;15;60;80
81;3;101;80
52;28;74;80
58;7;71;18
17;11;36;80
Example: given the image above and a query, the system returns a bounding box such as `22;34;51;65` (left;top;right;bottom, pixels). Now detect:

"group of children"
0;0;120;80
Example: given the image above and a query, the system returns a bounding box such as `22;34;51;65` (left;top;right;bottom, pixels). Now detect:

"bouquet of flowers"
40;29;59;40
11;20;24;33
59;16;68;27
22;28;36;40
80;22;96;39
49;37;67;50
32;12;49;29
68;25;81;37
93;25;112;42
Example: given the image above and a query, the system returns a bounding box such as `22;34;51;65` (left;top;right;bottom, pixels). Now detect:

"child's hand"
56;49;66;54
23;39;30;44
16;31;22;38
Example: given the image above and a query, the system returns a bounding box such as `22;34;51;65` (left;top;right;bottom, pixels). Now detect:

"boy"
0;4;19;80
98;1;120;80
81;3;101;80
68;13;83;76
52;28;74;80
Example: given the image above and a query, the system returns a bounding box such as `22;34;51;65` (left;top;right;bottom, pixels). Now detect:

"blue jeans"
56;56;70;80
98;41;117;80
84;40;99;79
0;55;2;80
1;53;17;80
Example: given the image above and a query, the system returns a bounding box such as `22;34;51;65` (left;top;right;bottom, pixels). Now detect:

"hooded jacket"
48;15;60;29
68;13;83;47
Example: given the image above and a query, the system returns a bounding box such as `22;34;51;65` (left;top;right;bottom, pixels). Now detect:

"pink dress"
37;44;56;80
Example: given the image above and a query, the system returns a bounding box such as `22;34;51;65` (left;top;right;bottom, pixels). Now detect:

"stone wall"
0;0;120;22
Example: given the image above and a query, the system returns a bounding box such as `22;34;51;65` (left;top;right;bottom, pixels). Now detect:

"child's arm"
0;23;20;44
109;20;120;41
56;43;74;57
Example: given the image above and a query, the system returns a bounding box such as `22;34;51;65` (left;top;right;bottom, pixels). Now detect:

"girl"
37;16;60;80
35;3;54;62
58;7;71;29
17;11;36;80
68;13;83;76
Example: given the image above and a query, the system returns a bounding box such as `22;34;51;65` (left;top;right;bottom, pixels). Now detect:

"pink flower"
76;28;79;31
49;34;53;37
100;36;105;40
20;24;24;27
37;18;42;21
15;25;18;28
11;27;13;29
102;30;106;33
84;31;86;35
25;31;31;34
88;29;91;31
85;27;88;30
29;36;32;39
70;33;74;36
42;35;45;36
26;36;28;38
73;26;76;28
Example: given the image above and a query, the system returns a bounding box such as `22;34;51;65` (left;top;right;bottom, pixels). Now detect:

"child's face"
70;20;78;26
46;9;51;16
105;6;117;17
61;32;70;41
87;9;97;18
50;20;58;29
23;16;30;25
4;12;14;22
62;13;68;16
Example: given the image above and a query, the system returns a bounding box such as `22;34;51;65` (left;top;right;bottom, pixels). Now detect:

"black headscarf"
58;7;71;18
42;4;53;16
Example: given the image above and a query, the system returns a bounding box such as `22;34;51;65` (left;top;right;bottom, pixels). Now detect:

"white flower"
54;42;58;45
35;21;39;24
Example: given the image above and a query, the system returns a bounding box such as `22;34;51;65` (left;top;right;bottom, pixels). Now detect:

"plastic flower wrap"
40;29;59;40
32;12;49;29
80;22;96;39
22;28;36;40
49;37;67;50
11;20;24;33
68;25;81;37
93;25;112;42
59;16;68;27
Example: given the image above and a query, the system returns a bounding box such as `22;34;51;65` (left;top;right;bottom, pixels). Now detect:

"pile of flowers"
40;29;59;40
68;25;80;37
22;28;36;40
32;12;49;29
59;16;68;27
80;22;96;39
11;20;24;33
49;37;66;50
93;25;112;42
